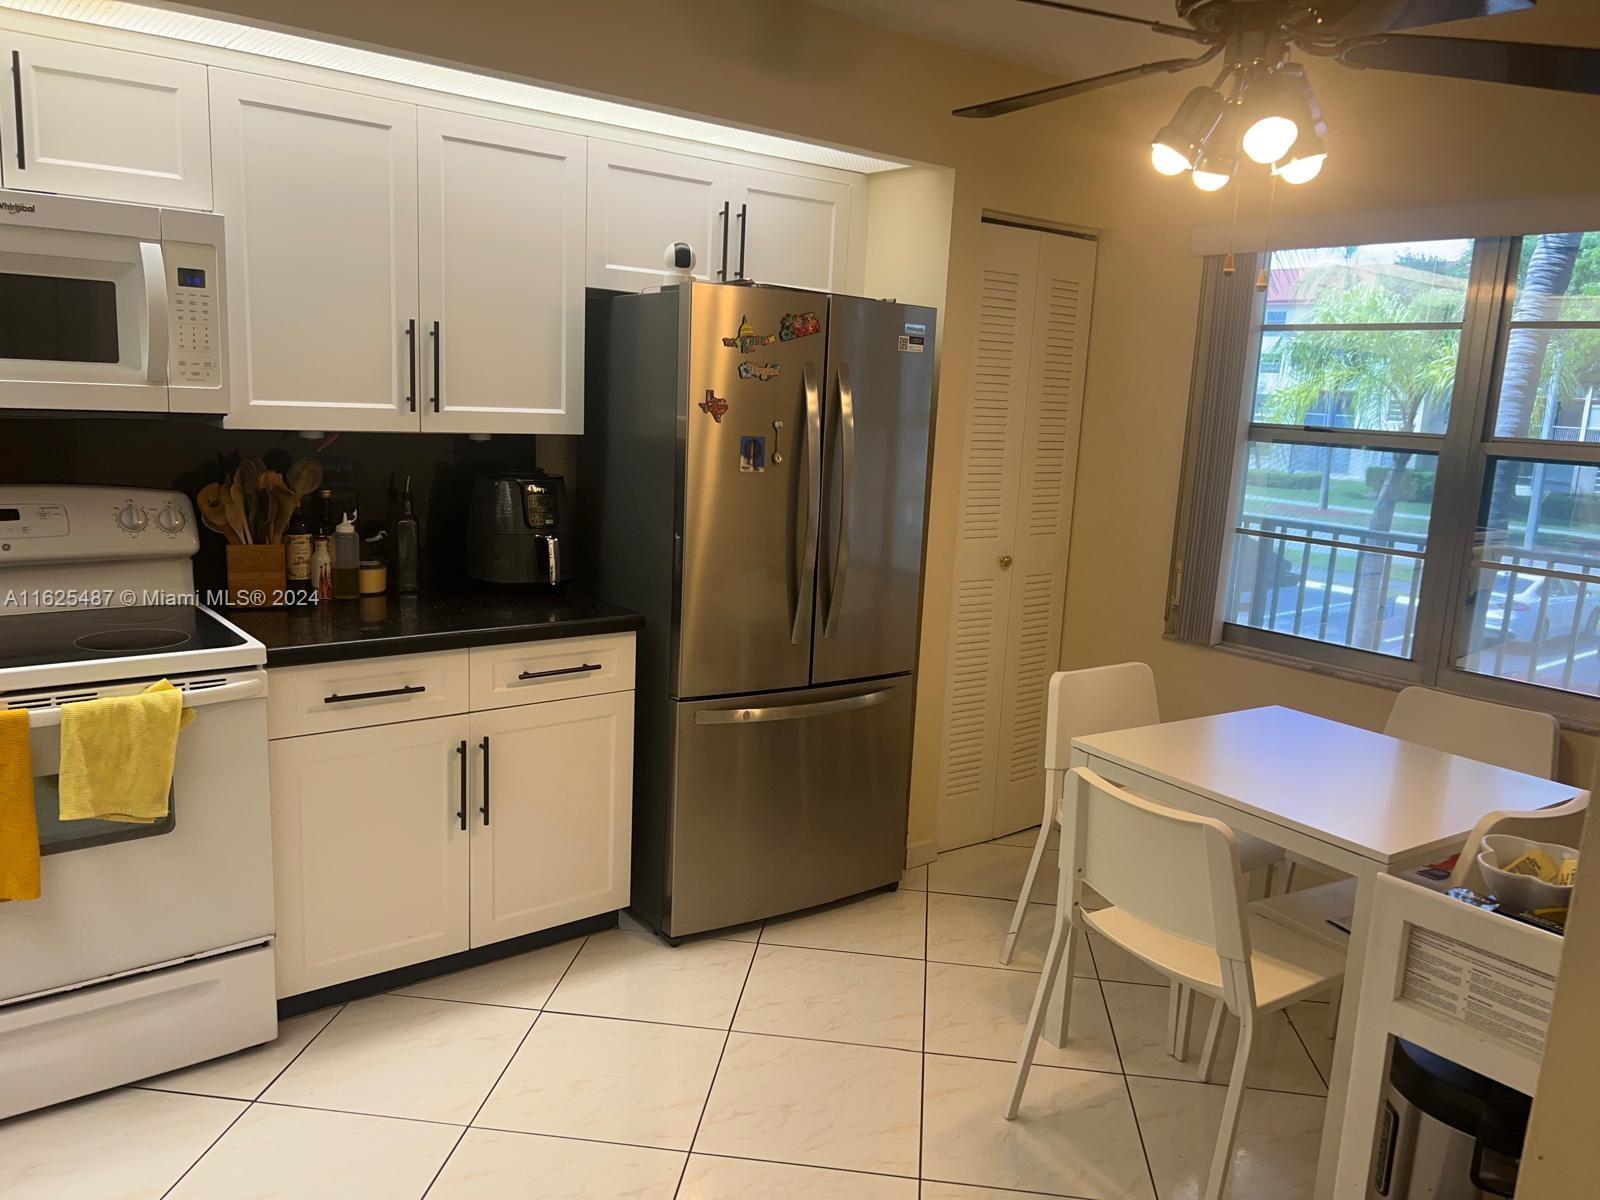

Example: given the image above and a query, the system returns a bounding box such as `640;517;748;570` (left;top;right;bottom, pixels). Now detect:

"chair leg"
1203;1008;1256;1200
1006;902;1077;1119
1197;996;1227;1083
1001;797;1055;966
1166;983;1195;1060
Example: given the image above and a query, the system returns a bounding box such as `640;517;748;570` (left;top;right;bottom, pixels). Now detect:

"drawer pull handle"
455;739;468;832
323;684;427;705
517;663;601;682
480;735;491;826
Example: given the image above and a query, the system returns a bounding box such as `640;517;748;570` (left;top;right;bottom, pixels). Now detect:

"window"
1171;231;1600;722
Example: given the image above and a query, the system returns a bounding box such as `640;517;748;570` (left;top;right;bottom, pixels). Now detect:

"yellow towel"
59;680;195;824
0;708;40;902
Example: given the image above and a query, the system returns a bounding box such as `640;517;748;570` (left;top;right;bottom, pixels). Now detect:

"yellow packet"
1502;848;1559;881
1558;857;1579;887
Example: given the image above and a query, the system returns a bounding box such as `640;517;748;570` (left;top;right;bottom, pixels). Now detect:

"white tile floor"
0;832;1331;1199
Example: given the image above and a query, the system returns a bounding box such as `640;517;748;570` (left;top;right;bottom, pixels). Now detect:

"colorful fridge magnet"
738;436;766;474
722;315;776;352
738;361;781;382
698;389;729;423
778;311;820;341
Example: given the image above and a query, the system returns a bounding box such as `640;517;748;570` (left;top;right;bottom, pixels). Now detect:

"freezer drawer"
665;676;912;937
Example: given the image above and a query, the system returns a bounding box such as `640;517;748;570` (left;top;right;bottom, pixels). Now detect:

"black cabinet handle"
10;52;23;170
430;320;441;412
323;684;426;705
717;201;730;281
735;203;748;280
405;318;417;411
479;735;491;826
517;662;601;681
455;739;468;832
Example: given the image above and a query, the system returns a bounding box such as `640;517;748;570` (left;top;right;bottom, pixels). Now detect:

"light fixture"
1239;68;1309;165
1150;86;1226;176
1191;105;1243;192
1274;148;1326;184
1271;69;1329;185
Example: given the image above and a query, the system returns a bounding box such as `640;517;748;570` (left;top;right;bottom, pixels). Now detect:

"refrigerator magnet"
722;314;776;352
778;311;821;341
737;360;781;382
699;389;730;423
739;436;766;473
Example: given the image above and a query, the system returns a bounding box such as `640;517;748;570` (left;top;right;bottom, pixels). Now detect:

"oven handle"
140;241;171;385
15;676;266;730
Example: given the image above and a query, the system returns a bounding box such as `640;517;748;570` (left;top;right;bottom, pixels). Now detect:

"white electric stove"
0;486;277;1120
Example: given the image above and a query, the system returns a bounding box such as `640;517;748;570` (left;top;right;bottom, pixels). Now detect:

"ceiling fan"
954;1;1600;190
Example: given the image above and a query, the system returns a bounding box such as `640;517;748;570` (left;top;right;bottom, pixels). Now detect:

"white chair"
1007;768;1345;1200
1001;663;1283;967
1259;687;1565;949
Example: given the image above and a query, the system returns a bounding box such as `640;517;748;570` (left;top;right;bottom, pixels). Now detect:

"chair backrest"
1043;663;1160;772
1449;793;1590;891
1062;767;1250;965
1385;686;1559;779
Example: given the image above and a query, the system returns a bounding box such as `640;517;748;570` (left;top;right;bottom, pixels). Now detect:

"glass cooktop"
0;605;248;672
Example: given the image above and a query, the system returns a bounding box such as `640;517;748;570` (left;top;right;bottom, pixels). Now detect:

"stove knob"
156;504;187;534
116;502;149;534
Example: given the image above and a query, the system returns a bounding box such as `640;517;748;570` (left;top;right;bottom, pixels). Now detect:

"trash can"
1368;1039;1531;1198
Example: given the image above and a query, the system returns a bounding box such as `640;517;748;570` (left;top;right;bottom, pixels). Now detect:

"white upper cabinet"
586;140;730;291
419;110;586;434
210;70;419;432
0;32;212;209
729;165;851;292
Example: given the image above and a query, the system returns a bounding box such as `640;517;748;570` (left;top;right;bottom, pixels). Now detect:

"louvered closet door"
938;223;1039;850
993;232;1097;834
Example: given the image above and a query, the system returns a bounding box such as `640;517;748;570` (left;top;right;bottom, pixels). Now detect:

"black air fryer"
467;472;573;587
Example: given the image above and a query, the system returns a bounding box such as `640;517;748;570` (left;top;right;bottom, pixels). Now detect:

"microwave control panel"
167;241;220;388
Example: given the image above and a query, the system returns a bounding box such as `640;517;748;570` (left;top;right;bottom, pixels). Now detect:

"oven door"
0;193;169;412
0;670;273;1004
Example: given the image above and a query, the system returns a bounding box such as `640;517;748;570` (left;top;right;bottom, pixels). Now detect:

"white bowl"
1476;834;1577;913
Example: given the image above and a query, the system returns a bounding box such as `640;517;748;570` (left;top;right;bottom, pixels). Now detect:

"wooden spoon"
269;480;297;544
287;457;323;502
225;480;250;545
196;483;228;534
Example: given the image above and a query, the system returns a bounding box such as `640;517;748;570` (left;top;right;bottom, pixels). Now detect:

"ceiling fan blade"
1341;33;1600;96
1009;0;1198;38
954;52;1217;118
1312;1;1535;36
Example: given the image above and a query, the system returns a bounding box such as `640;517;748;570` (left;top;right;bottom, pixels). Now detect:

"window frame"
1204;234;1600;726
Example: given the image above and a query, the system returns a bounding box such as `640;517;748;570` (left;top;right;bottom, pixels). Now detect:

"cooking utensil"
225;480;250;545
287;457;323;502
196;483;230;538
268;479;297;545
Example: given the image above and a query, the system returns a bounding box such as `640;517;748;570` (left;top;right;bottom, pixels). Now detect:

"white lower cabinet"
267;638;635;999
469;692;633;945
269;715;470;997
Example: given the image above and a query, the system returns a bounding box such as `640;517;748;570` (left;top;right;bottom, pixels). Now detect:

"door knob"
999;555;1013;569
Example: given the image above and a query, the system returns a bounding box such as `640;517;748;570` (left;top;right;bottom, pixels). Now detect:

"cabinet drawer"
267;650;469;738
469;634;635;710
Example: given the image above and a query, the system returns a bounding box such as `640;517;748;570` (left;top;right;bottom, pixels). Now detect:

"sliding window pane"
1228;445;1435;657
1252;328;1460;433
1509;232;1600;323
1491;232;1600;440
1263;241;1473;325
1460;459;1600;697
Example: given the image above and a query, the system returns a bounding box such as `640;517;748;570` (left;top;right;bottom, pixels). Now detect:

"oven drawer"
468;634;635;710
267;650;469;738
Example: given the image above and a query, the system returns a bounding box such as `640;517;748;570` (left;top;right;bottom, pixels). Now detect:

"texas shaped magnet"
699;389;730;423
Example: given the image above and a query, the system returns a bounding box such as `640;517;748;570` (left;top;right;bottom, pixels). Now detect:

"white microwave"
0;189;226;414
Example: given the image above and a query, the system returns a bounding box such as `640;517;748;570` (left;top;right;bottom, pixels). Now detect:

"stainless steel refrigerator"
585;282;936;939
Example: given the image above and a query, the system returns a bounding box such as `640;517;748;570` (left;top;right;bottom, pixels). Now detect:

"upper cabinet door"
586;140;729;291
210;70;419;432
0;32;212;209
729;165;851;293
419;110;585;435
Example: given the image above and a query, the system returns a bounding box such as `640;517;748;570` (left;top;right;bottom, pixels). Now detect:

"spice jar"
359;559;387;595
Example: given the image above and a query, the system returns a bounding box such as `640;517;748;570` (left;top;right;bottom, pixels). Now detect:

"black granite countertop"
225;591;644;667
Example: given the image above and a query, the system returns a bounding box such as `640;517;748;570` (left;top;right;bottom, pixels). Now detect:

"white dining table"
1046;705;1583;1200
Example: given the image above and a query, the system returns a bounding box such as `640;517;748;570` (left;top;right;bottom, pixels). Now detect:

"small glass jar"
358;558;387;595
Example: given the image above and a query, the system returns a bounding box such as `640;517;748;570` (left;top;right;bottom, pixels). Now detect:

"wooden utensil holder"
226;544;286;608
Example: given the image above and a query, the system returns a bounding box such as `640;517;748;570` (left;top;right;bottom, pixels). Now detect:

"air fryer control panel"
522;481;560;530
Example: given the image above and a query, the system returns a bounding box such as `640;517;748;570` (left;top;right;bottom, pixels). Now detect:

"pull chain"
1257;172;1280;292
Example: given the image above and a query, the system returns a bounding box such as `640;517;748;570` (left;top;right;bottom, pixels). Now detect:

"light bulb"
1150;142;1192;176
1274;152;1327;184
1192;168;1232;192
1242;115;1299;165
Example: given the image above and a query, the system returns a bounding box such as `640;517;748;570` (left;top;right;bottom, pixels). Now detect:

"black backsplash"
0;414;580;592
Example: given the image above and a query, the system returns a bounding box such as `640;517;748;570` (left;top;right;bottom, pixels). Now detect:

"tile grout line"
918;872;930;1183
155;1001;348;1199
420;932;593;1198
1285;1004;1332;1092
672;925;762;1199
1086;922;1162;1200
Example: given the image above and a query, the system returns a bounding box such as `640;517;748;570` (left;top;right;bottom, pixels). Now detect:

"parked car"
1477;574;1600;647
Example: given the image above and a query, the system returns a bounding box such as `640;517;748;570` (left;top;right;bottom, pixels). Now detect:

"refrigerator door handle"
823;363;855;639
792;361;822;645
693;687;896;725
